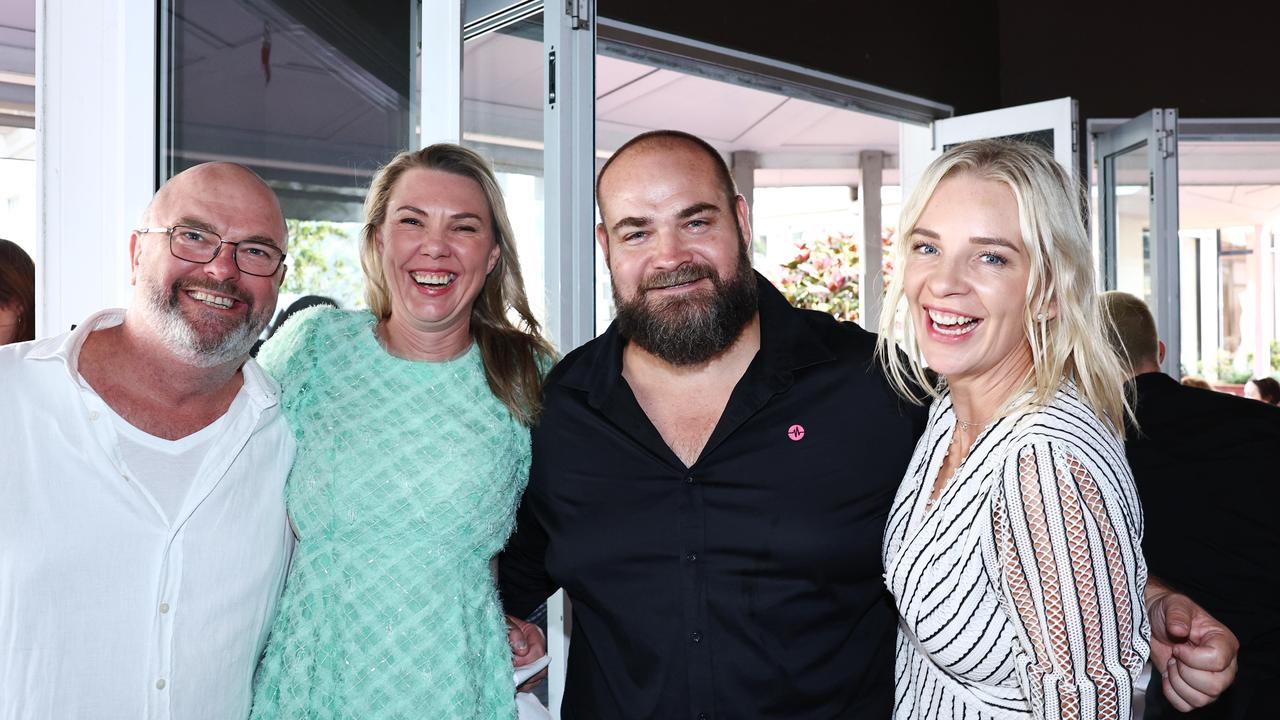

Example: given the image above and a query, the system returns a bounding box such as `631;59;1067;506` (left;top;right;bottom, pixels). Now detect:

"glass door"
1096;109;1180;375
900;97;1079;199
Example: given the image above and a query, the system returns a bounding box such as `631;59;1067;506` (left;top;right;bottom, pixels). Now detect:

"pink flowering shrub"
778;232;860;322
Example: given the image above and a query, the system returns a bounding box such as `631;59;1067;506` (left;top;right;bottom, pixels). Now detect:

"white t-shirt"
111;394;242;523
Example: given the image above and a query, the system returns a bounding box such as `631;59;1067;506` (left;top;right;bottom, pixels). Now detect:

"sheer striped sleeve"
990;439;1150;720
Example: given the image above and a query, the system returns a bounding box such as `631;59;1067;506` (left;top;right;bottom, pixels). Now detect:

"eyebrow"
610;202;722;232
394;205;483;222
175;216;282;250
910;226;1021;252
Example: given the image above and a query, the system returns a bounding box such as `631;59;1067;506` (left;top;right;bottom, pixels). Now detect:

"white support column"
37;0;157;336
859;150;884;329
419;0;463;146
730;150;757;227
543;1;595;715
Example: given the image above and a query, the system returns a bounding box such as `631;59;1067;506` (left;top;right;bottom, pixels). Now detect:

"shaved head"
144;163;287;246
596;130;737;219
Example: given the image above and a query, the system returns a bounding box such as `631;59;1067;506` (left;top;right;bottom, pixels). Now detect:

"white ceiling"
462;30;902;188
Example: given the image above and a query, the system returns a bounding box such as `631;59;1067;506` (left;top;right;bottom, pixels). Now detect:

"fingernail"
515;640;527;651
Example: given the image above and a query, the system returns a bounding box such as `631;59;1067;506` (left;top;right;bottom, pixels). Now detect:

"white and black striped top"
883;386;1150;719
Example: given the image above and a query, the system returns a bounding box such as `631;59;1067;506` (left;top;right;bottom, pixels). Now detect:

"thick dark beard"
612;242;758;366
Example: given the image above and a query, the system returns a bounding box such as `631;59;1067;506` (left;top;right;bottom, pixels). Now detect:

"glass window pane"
461;16;547;332
161;0;417;312
1109;145;1153;307
0;127;37;259
1177;140;1280;382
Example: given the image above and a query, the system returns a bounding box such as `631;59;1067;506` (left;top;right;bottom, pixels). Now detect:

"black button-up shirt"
500;275;925;719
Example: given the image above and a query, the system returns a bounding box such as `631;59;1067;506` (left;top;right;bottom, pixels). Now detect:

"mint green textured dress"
250;307;528;720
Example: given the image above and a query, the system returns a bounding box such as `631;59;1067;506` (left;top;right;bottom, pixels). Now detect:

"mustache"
640;264;716;292
168;277;253;307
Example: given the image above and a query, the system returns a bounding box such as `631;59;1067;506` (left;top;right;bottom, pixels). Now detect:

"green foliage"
1272;340;1280;374
1215;348;1255;384
282;219;364;307
778;232;860;322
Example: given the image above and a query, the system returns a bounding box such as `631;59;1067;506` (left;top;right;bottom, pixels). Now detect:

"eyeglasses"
136;225;287;277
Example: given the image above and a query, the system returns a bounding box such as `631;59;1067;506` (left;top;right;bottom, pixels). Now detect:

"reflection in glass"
161;0;416;309
1110;145;1152;308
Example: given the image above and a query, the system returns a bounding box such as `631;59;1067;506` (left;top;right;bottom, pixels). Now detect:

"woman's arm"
993;441;1148;720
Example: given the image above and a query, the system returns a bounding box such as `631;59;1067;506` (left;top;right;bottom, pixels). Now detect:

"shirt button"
155;678;166;690
159;603;170;614
685;552;698;562
88;410;99;421
684;473;695;484
691;631;702;643
698;714;709;720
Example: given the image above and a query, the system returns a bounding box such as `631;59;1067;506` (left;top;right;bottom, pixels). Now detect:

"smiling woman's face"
377;167;500;341
903;172;1038;389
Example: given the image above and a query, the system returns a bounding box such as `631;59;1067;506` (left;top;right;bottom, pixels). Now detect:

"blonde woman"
250;144;554;719
877;139;1148;719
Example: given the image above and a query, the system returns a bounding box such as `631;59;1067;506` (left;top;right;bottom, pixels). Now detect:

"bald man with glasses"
0;163;295;720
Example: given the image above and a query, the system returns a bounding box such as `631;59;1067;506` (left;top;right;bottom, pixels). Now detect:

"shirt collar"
560;271;838;405
26;307;280;409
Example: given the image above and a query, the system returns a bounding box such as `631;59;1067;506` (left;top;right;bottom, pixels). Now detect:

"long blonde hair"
359;144;555;426
875;139;1132;437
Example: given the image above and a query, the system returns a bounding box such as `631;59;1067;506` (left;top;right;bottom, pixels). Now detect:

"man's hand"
507;614;548;693
1146;580;1239;711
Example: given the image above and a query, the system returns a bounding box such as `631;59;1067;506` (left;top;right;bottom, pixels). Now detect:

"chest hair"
629;377;736;468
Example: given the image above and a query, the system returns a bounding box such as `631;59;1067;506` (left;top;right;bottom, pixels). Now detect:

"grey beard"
140;280;271;368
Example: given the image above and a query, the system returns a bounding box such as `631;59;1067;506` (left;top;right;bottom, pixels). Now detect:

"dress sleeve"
991;439;1149;720
256;306;328;412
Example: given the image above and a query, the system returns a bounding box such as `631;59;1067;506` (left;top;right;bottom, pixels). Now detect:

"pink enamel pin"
787;424;805;441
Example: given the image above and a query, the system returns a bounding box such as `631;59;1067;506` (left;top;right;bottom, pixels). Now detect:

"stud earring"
1036;312;1046;321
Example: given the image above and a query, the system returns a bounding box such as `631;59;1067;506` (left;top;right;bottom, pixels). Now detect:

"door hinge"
566;0;589;30
1156;128;1176;159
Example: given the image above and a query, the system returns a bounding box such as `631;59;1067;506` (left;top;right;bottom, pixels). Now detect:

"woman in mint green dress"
251;144;554;719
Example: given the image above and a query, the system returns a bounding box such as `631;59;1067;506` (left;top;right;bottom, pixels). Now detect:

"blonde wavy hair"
875;139;1132;437
359;144;555;426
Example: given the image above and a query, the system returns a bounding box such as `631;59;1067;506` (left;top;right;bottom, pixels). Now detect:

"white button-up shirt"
0;309;295;720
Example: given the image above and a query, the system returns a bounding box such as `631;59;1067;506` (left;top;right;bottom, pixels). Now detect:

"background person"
1243;377;1280;405
1180;376;1212;390
879;139;1177;719
0;238;35;344
1104;290;1278;719
249;144;553;720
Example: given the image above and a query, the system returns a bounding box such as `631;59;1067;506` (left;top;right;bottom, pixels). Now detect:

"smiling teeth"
411;272;456;286
928;309;978;336
190;290;233;309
